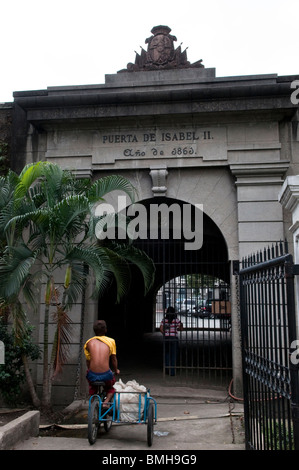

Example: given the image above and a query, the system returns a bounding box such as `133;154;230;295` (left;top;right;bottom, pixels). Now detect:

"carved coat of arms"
146;25;176;66
119;25;204;72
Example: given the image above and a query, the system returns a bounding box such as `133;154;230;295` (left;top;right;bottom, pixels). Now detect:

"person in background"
160;306;183;376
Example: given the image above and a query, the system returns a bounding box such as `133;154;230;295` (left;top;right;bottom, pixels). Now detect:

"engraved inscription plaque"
93;126;227;164
46;126;227;170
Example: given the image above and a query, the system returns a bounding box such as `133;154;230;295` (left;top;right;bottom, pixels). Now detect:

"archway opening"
98;197;232;386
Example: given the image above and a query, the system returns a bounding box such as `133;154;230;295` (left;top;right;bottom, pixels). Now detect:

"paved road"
13;387;245;451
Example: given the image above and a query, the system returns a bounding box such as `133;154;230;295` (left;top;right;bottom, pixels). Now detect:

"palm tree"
0;167;43;406
0;162;155;410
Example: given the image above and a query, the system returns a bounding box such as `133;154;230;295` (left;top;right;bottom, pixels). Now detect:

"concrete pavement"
3;346;245;451
11;382;245;451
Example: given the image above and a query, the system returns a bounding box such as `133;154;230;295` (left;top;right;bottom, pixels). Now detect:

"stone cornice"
12;72;299;124
230;161;290;186
14;82;295;109
278;175;299;212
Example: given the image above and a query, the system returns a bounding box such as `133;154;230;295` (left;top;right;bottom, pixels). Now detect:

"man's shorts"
86;369;116;396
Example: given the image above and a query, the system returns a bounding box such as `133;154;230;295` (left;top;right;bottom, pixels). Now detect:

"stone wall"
0;103;13;173
7;63;299;404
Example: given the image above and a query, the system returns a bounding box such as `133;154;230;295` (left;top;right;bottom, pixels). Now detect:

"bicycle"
87;380;157;446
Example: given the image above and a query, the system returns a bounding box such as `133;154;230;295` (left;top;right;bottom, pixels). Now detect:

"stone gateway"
4;25;299;405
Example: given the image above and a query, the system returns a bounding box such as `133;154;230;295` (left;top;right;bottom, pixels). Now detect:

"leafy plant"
0;162;155;411
264;420;294;450
0;318;40;406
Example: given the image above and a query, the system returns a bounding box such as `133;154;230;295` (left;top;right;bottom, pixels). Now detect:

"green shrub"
265;420;294;450
0;318;40;405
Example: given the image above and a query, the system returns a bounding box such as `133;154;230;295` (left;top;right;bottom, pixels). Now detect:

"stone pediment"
118;25;204;72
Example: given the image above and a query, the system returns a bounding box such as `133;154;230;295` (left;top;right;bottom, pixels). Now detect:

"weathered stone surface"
4;26;299;406
0;411;40;450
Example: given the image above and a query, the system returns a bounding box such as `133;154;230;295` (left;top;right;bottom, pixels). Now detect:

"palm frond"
41;162;65;207
8;299;29;345
87;175;137;204
50;305;73;378
4;170;19;189
4;207;51;238
61;262;88;310
0;178;14;208
0;244;38;299
108;242;155;294
28;182;47;208
15;161;51;201
0;200;15;232
22;271;42;313
52;194;90;239
97;246;132;302
65;245;111;299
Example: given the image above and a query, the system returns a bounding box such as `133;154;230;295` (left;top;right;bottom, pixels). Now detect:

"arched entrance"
98;197;232;387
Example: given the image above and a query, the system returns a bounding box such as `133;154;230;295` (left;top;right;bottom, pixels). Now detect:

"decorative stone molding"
149;165;168;197
119;25;204;73
279;176;299;314
278;175;299;213
230;161;290;186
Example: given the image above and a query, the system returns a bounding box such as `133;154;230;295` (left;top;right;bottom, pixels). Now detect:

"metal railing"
239;242;299;450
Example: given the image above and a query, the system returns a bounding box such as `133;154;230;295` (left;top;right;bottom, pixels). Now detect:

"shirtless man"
84;320;120;406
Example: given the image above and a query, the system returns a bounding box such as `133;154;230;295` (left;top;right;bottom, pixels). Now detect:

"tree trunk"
42;278;52;410
42;303;50;409
21;354;41;408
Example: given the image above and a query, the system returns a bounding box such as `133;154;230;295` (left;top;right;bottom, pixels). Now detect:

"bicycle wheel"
88;399;99;445
147;402;154;447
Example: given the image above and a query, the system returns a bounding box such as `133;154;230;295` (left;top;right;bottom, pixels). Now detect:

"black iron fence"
239;242;299;450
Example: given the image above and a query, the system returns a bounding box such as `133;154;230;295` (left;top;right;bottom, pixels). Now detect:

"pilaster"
231;161;289;259
279;175;299;326
279;175;299;258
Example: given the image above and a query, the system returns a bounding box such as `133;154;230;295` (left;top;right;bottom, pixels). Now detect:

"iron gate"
155;265;232;385
239;242;299;450
132;198;233;386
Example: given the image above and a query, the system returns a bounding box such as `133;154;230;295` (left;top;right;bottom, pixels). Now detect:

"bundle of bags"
113;379;147;422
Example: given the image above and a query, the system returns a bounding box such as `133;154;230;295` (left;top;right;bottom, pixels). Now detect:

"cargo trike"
87;380;157;446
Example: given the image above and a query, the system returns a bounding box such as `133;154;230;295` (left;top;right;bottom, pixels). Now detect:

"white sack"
114;379;147;422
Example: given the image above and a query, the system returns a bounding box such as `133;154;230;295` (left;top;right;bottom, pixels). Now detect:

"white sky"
0;0;298;103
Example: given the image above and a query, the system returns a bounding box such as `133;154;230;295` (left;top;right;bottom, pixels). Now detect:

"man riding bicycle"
84;320;120;407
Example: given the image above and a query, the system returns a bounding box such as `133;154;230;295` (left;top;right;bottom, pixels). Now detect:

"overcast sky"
0;0;298;103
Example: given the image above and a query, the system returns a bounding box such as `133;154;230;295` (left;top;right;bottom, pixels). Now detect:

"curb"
62;400;84;417
0;410;40;450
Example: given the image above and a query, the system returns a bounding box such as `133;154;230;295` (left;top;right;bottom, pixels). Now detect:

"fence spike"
285;238;288;254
